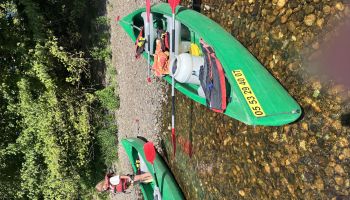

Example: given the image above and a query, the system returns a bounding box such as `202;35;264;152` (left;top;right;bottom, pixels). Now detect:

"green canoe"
119;3;302;126
121;138;185;200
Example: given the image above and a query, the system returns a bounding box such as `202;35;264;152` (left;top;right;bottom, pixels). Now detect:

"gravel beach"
107;0;163;199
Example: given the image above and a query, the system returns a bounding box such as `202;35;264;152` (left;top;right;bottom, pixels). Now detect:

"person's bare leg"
141;172;153;181
134;172;153;182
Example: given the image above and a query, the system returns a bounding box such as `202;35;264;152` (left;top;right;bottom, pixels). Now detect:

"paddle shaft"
151;164;160;187
171;12;176;156
146;0;151;82
118;19;142;31
147;34;151;79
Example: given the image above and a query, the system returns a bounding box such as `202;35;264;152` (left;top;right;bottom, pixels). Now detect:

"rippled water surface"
159;0;350;199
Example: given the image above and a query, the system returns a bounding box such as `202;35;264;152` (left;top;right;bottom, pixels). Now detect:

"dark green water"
159;0;350;199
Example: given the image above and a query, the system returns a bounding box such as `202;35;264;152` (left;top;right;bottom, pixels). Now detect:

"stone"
224;136;232;146
289;0;298;9
287;21;296;32
299;140;307;151
274;166;281;172
267;15;277;23
315;178;324;190
239;190;246;196
304;14;316;26
323;5;331;14
343;148;350;158
301;122;309;131
312;81;321;90
335;2;344;11
305;5;315;14
339;138;349;147
281;14;289;23
273;190;280;197
334;164;345;175
285;159;291;165
277;0;287;9
316;18;324;28
312;42;320;49
335;176;344;185
264;163;271;174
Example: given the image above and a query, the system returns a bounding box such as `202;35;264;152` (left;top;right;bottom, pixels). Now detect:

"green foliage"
47;37;88;85
90;46;112;62
90;16;112;62
1;0;118;199
14;38;93;199
96;126;118;167
95;86;119;110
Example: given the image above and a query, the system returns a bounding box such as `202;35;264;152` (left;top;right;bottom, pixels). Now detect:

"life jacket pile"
152;29;170;76
199;39;227;113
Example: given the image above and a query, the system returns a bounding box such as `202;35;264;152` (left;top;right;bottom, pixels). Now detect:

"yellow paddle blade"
190;43;201;56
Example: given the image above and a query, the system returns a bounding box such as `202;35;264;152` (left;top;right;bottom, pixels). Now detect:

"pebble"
335;2;344;11
287;21;296;33
343;148;350;158
316;18;324;28
305;5;315;14
289;0;298;9
273;131;278;140
277;0;287;9
334;164;345;175
338;137;349;147
335;176;344;185
304;14;316;26
267;15;277;23
281;15;288;24
264;163;271;174
285;159;291;165
301;122;309;131
299;140;307;151
239;190;246;196
315;177;324;190
323;5;331;15
312;42;320;49
273;190;280;197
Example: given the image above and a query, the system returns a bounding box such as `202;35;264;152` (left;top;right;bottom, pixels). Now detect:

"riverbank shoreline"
107;0;164;199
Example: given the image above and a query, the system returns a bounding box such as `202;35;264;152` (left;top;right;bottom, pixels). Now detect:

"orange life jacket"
152;29;170;76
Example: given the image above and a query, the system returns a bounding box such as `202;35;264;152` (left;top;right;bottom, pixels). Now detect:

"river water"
159;0;350;199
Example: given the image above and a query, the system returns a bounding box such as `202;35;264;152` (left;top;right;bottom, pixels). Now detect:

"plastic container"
170;53;204;85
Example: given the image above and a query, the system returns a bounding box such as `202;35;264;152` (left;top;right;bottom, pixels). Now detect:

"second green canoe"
121;138;185;200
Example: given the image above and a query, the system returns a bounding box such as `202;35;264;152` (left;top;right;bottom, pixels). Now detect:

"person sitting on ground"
95;172;153;193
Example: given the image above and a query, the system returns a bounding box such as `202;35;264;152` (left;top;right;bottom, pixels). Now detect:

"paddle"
116;16;142;31
168;0;181;157
146;0;152;83
144;142;162;200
